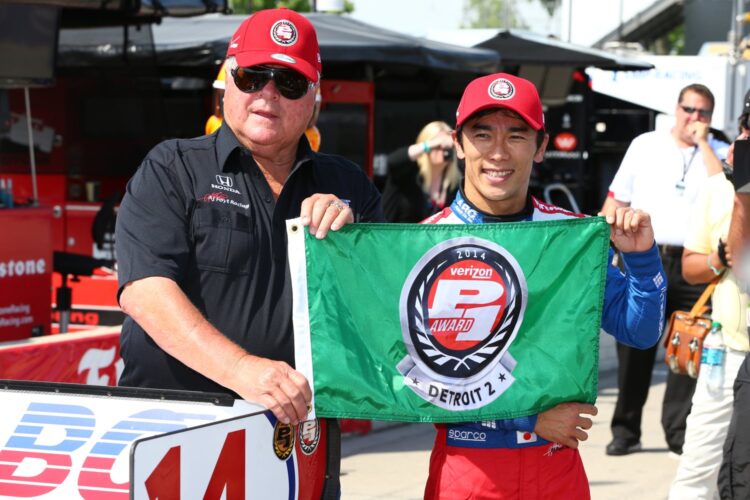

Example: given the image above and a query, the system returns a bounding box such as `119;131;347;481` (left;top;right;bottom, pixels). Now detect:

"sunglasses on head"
680;105;712;119
231;65;313;100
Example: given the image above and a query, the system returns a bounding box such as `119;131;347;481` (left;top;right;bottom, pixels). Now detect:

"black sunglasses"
680;105;712;119
231;65;313;100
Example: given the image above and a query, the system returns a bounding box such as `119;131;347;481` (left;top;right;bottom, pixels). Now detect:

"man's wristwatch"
708;253;723;276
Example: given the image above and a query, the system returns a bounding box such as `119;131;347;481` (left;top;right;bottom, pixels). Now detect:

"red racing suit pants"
424;425;590;500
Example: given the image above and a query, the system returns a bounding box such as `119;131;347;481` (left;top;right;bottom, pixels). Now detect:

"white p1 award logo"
397;237;527;411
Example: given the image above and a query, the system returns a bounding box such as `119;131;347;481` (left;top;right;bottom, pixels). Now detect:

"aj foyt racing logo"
270;20;298;46
397;237;527;411
488;78;515;100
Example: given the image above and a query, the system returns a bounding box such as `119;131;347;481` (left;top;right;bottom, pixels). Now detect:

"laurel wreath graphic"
412;263;519;375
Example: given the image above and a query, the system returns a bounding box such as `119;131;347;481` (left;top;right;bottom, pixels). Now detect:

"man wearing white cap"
115;9;383;495
421;73;666;498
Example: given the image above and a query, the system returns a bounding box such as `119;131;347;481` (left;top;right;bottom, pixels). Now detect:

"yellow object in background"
213;61;227;90
205;114;222;135
305;125;321;152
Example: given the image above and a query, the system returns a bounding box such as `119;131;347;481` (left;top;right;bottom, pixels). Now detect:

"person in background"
422;72;666;499
204;60;227;135
304;86;322;151
668;99;750;499
602;83;730;457
718;105;750;498
718;194;750;499
381;120;461;222
116;9;384;497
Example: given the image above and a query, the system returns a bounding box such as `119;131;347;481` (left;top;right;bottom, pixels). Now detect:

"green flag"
288;217;610;423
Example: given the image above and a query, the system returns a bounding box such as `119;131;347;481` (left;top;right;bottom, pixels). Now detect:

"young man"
422;73;667;499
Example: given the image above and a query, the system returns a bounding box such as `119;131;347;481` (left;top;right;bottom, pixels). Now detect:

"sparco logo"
448;429;487;442
397;237;527;411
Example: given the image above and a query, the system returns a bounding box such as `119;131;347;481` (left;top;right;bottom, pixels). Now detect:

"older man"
115;8;383;494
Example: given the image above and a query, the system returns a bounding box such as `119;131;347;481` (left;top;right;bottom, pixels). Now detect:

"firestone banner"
288;218;610;423
0;328;122;385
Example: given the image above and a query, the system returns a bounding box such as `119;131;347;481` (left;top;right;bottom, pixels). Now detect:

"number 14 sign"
130;412;327;499
0;382;327;500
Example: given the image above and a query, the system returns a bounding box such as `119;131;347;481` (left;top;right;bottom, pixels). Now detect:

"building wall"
684;0;735;55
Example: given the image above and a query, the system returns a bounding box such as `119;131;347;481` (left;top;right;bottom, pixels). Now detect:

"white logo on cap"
488;78;515;100
271;20;298;46
271;53;297;64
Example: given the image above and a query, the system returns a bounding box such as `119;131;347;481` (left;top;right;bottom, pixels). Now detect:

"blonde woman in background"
382;120;462;222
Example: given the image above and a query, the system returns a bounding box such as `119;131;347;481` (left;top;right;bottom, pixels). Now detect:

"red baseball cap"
226;8;322;83
455;73;544;131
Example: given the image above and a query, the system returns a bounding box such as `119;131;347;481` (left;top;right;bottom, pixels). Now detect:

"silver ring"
328;200;347;211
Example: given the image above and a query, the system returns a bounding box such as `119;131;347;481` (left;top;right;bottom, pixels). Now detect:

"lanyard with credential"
675;145;698;195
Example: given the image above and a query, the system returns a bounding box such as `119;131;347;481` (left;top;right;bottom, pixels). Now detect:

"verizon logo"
449;267;493;279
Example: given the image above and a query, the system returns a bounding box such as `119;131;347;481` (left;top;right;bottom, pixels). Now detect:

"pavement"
339;332;680;499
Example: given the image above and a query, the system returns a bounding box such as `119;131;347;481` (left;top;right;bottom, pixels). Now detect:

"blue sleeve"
601;244;667;348
493;414;538;432
487;246;665;431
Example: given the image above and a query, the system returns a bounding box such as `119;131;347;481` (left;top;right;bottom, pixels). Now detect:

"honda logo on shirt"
216;175;233;188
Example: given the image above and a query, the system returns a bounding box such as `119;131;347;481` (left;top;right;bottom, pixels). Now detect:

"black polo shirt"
116;124;384;393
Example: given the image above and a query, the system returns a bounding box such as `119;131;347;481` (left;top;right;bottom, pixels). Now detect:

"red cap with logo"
455;73;544;131
226;8;322;83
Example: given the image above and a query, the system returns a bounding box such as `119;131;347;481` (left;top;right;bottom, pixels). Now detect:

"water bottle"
0;179;7;208
4;178;13;208
701;321;725;392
